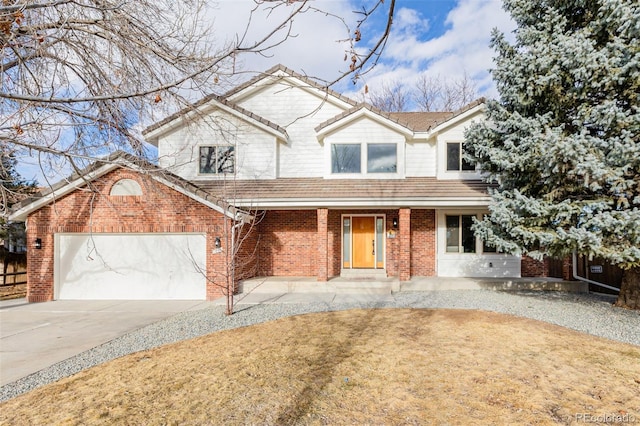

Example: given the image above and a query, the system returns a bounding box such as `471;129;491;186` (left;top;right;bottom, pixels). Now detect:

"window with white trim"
331;143;397;174
446;142;475;171
331;144;361;173
367;143;397;173
199;146;234;175
445;214;496;254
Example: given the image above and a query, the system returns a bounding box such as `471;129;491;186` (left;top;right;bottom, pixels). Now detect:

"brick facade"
398;208;411;281
410;209;436;277
317;209;328;281
521;256;572;280
521;256;545;277
24;171;566;302
26;169;229;302
254;209;417;280
255;210;318;277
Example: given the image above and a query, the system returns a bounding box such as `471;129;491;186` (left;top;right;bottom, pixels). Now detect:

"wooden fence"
575;256;623;294
1;258;28;287
543;256;622;295
1;271;27;286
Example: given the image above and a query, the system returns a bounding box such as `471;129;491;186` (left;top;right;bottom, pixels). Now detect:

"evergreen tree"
465;0;640;309
1;148;36;249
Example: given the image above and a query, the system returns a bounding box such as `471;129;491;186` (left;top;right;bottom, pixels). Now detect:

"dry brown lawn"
1;308;639;425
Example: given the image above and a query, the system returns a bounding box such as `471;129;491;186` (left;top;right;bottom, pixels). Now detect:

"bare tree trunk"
615;266;640;310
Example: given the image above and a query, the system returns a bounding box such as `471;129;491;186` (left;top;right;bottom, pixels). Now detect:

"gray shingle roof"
315;98;486;134
196;177;490;205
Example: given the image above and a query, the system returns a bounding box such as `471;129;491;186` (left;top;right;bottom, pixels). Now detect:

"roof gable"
224;64;358;109
315;98;487;140
315;103;414;140
9;152;235;222
419;98;486;135
143;95;287;145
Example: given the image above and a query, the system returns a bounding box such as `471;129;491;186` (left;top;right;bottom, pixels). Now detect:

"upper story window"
446;142;475;172
199;146;234;175
367;144;397;173
331;143;397;174
332;144;361;173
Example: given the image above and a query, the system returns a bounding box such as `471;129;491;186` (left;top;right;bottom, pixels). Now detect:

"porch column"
399;208;411;281
317;208;328;281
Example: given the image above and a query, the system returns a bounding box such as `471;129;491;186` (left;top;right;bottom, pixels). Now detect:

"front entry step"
332;278;394;294
340;268;387;279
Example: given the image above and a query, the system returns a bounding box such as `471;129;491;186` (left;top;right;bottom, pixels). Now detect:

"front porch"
239;275;588;297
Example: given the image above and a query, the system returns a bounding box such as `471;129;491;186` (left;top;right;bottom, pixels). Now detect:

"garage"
55;233;207;300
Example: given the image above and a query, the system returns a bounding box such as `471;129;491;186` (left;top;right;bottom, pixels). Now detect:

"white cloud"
201;1;516;103
206;1;360;85
347;0;516;102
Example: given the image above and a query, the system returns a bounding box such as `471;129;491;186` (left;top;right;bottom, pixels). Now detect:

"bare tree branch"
1;0;397;213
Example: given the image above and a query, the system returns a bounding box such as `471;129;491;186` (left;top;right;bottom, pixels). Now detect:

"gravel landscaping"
1;289;638;403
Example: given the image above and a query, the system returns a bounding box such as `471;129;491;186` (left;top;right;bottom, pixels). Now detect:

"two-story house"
10;65;547;302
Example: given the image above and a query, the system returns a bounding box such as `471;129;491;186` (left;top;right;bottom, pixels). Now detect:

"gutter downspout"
572;251;620;293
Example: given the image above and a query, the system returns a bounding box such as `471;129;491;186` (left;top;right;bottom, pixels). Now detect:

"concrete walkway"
0;299;209;386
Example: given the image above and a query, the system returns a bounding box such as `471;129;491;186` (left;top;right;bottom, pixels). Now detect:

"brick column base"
399;208;411;282
317;208;328;281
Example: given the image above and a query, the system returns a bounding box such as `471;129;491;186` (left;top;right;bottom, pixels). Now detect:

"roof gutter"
225;197;491;209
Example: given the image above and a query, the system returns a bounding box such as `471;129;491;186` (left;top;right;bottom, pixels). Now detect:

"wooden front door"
352;217;376;268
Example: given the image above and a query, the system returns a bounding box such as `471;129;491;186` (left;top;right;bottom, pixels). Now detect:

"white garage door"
55;233;207;300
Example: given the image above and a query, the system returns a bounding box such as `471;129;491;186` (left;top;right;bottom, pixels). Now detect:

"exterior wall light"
35;238;42;249
392;218;398;229
215;237;221;249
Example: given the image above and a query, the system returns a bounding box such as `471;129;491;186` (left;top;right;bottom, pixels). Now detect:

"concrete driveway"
0;299;209;386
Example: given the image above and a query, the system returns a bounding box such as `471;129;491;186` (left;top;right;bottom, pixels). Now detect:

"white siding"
405;141;436;177
438;253;522;277
436;210;521;278
322;116;406;179
436;114;484;180
153;72;489;184
157;111;277;180
236;82;347;177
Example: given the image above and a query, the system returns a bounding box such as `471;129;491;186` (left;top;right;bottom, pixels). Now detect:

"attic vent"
110;179;142;196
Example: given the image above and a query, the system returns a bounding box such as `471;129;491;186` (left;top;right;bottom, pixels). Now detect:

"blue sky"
211;0;515;100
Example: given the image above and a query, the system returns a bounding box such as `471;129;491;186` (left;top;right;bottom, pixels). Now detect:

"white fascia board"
229;197;491;209
294;81;355;110
427;104;485;136
215;102;287;142
144;98;287;145
8;162;120;221
316;109;414;141
412;132;434;142
143;107;210;145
